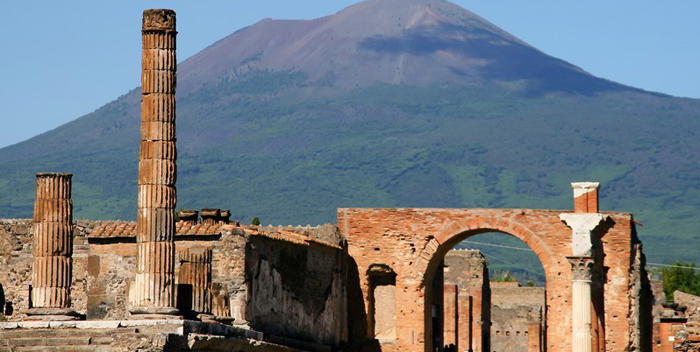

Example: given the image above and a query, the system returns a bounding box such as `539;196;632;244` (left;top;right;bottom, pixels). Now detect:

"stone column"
130;8;179;316
200;209;220;225
178;247;213;318
568;256;594;352
28;173;78;320
560;182;608;352
177;209;199;225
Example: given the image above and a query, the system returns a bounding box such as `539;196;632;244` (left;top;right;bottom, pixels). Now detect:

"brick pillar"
572;182;599;213
527;322;542;352
28;173;79;320
178;247;213;317
443;284;458;349
457;294;472;352
130;8;179;316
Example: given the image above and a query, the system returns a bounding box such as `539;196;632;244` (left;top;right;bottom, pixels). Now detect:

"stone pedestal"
129;8;179;317
27;173;79;321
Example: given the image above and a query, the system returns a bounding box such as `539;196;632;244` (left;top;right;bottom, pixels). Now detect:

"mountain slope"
0;0;699;265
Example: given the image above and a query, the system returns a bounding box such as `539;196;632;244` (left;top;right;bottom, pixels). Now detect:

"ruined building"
0;9;655;352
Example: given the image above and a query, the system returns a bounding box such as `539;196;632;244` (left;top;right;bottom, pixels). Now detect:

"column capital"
559;213;609;256
143;9;176;32
567;256;594;281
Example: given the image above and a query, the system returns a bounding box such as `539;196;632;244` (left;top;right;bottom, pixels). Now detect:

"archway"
421;224;554;352
340;206;644;352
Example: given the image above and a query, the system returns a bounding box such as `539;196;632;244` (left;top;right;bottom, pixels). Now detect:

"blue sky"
1;1;698;148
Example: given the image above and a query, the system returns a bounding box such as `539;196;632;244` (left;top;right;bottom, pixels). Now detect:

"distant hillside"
0;0;699;266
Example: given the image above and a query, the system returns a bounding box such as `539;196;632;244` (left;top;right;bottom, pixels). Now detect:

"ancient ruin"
27;173;79;321
0;7;681;352
131;8;179;317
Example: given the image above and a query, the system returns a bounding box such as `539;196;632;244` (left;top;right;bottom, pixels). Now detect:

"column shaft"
31;173;73;309
568;256;594;352
572;280;592;352
130;8;178;315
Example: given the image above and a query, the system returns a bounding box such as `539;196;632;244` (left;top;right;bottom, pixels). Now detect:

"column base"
197;313;218;323
129;306;181;320
212;316;236;325
24;308;82;321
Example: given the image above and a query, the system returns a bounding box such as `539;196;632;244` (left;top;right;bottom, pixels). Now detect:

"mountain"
1;0;699;266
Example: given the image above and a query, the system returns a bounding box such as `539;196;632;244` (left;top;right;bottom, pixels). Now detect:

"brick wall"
339;207;647;352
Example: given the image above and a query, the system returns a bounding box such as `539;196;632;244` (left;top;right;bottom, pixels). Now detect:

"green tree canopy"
660;261;700;301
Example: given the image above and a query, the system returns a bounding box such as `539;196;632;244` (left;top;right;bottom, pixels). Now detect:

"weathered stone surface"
142;9;176;33
30;173;74;311
178;247;213;314
130;8;179;316
489;282;544;352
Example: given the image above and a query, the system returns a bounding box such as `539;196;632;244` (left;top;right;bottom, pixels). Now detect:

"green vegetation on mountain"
0;0;698;271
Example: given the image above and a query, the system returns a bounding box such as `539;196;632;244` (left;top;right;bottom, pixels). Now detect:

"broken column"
177;209;199;225
28;173;78;320
130;8;179;316
560;182;608;352
178;247;213;319
200;209;220;225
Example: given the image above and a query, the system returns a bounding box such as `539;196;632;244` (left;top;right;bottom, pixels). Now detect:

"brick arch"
417;216;557;286
418;216;555;352
339;207;640;352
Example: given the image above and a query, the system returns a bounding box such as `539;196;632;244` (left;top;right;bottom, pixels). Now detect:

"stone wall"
489;282;544;352
0;219;95;321
0;219;348;349
244;233;348;346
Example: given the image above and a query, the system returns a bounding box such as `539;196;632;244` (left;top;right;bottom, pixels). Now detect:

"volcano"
1;0;699;264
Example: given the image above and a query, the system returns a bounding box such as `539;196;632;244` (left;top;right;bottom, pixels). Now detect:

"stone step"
6;336;91;346
13;346;111;352
0;327;137;339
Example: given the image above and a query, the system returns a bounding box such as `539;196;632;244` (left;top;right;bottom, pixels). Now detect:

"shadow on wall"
243;235;350;347
346;256;381;351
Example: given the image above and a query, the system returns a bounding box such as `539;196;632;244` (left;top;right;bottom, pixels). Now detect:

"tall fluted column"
178;247;213;318
28;173;78;320
568;257;594;352
130;8;179;316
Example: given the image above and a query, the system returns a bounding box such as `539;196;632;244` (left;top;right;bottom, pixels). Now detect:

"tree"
492;270;518;282
251;217;261;226
660;261;700;301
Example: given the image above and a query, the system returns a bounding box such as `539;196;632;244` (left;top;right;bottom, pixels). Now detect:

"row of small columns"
560;182;608;352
